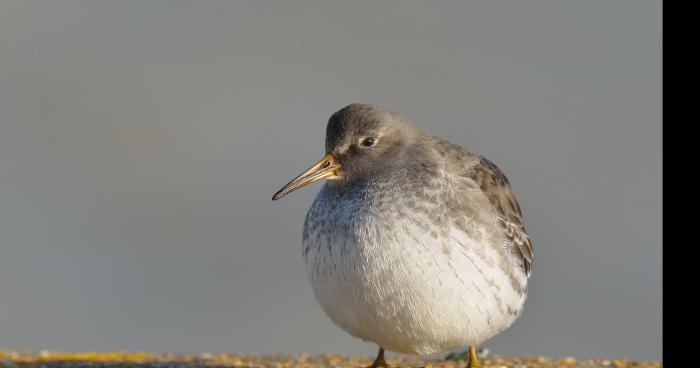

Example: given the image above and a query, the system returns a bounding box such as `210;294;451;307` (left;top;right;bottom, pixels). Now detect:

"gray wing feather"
469;156;534;276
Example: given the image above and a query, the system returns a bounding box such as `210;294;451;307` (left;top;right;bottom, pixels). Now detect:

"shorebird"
272;104;533;368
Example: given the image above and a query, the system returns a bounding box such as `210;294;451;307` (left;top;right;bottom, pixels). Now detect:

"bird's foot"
466;346;482;368
365;347;389;368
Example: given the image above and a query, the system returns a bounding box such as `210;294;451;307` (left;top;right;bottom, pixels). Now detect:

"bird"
272;103;533;368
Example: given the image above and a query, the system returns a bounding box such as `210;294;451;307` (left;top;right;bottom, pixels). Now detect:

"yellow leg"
366;347;388;368
467;346;482;368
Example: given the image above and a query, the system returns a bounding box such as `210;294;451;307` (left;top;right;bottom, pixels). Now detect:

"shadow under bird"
273;104;533;368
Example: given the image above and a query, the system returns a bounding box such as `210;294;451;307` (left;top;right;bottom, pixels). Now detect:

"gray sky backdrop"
0;0;662;361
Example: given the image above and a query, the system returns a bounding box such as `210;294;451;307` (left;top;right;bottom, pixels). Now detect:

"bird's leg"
366;347;388;368
466;346;482;368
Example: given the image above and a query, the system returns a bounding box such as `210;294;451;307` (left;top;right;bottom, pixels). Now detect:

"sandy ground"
0;351;660;368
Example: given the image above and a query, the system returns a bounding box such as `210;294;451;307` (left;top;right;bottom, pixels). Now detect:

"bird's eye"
360;137;377;147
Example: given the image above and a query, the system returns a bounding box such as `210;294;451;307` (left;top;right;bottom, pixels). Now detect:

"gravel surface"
0;351;661;368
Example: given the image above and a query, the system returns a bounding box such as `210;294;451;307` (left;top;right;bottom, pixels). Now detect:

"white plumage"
304;173;527;356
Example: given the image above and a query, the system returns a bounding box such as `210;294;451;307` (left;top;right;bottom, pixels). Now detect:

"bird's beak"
272;154;341;201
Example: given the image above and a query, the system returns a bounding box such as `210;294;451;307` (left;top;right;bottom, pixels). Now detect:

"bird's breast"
300;180;528;355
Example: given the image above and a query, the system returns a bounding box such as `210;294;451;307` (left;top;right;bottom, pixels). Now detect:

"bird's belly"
304;221;527;356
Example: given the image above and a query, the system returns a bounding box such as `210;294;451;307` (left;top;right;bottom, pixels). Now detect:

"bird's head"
272;103;423;200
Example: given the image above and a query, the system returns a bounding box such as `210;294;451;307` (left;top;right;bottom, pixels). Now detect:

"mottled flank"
467;156;534;275
0;351;662;368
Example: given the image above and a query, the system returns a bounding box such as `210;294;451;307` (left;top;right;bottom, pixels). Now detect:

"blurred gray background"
0;0;661;361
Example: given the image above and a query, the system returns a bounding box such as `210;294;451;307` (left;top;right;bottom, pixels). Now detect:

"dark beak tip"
272;154;336;202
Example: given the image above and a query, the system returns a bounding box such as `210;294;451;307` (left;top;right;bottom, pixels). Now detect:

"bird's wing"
468;156;533;276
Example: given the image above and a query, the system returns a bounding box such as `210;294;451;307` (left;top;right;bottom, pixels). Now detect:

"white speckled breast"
302;170;528;356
